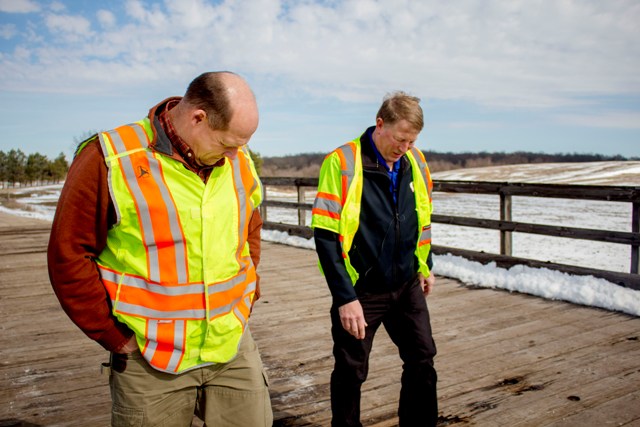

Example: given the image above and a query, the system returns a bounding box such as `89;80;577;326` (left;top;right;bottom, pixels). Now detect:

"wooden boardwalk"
1;212;639;426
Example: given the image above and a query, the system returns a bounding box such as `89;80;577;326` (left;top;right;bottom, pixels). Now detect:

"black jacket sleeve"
314;228;358;307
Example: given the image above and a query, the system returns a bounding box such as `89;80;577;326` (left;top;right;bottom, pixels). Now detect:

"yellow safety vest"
96;118;262;374
311;136;433;284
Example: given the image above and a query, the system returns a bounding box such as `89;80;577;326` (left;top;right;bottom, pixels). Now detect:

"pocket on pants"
111;404;144;427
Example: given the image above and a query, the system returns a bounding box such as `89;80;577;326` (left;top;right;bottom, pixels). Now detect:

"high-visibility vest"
311;136;433;285
95;118;262;374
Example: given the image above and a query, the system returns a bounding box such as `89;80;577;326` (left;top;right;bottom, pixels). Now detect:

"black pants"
330;277;438;427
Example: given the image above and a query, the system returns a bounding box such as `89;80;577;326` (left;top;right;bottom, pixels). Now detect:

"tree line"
0;149;69;188
259;150;636;177
0;147;633;185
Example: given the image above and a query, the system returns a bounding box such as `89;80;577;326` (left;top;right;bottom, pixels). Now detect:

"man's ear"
192;109;207;125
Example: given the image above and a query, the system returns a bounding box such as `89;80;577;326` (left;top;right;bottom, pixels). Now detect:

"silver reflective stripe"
207;272;247;296
100;268;203;296
410;147;431;199
115;301;205;319
231;155;250;265
131;125;188;284
106;128;160;282
144;332;158;361
313;197;342;216
234;307;244;323
129;280;202;296
99;132;122;225
209;296;243;320
420;225;432;243
338;144;356;196
166;320;185;372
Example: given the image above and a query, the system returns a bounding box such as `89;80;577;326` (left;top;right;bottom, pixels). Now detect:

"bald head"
183;71;258;132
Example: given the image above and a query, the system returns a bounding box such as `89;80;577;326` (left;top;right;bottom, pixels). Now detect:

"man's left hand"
419;273;435;296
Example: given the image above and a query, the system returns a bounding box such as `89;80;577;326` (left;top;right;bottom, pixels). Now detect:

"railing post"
632;201;639;274
500;192;512;256
298;184;306;226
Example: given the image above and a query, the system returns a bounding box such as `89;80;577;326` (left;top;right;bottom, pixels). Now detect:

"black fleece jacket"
314;127;433;307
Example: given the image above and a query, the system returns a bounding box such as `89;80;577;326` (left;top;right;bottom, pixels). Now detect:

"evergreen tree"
0;151;6;187
49;152;69;183
25;153;49;184
5;149;26;186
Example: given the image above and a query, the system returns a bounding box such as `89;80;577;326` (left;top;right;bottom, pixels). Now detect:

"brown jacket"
47;99;263;353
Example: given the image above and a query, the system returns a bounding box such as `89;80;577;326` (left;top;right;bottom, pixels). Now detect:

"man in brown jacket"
48;71;272;426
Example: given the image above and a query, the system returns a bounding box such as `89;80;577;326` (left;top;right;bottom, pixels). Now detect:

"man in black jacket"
312;92;438;426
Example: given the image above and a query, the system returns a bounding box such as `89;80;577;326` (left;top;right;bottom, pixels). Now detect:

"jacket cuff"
333;295;358;308
97;323;134;353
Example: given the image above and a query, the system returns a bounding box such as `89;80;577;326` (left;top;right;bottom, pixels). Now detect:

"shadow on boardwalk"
1;212;639;426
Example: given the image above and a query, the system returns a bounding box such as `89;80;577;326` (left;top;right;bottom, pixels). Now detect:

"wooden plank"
260;177;640;203
430;213;640;245
432;181;640;202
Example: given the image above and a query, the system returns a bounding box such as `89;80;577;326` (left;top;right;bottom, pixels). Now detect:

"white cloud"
0;0;638;111
44;13;93;41
0;0;39;13
49;1;65;13
13;46;31;61
557;112;640;129
96;9;116;28
0;23;16;39
125;0;169;27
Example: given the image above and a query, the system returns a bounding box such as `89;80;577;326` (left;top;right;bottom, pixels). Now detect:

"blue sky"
1;0;639;161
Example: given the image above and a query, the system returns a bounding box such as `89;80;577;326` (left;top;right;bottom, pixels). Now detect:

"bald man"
48;72;272;426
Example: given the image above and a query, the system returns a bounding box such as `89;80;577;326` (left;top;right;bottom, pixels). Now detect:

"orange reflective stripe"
100;267;206;320
312;208;340;220
100;253;257;323
207;269;256;319
208;281;247;312
144;319;186;372
116;285;205;314
316;191;340;203
234;296;252;325
336;149;349;205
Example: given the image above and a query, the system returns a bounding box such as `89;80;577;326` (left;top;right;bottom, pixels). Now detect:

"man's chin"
198;157;223;167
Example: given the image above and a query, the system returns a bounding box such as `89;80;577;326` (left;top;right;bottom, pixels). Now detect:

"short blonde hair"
376;91;423;131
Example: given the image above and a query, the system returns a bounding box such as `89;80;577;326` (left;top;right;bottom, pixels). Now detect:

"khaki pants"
108;328;273;427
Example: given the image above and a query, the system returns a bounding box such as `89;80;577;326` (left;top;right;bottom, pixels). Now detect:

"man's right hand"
338;300;368;340
116;336;139;354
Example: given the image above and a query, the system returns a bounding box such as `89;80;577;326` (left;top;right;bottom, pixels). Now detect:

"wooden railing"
259;177;640;290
